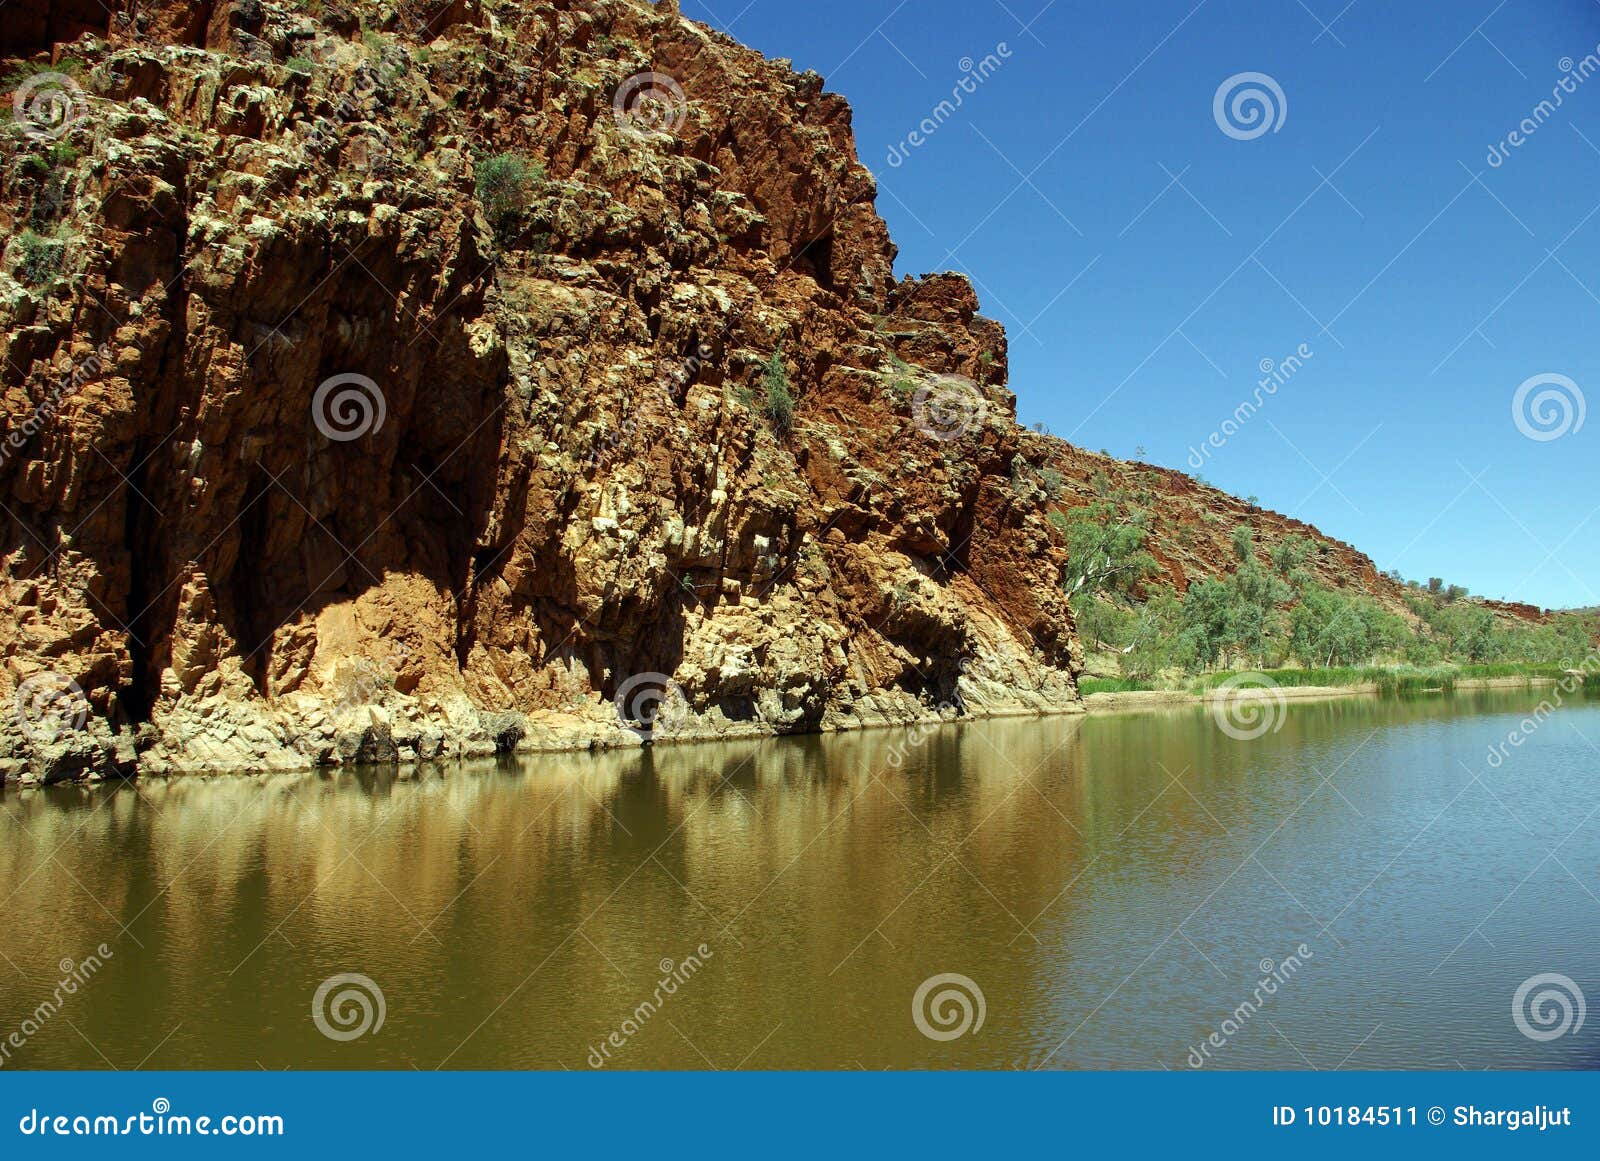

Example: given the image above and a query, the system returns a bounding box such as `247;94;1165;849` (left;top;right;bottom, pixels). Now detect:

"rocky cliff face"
7;1;1539;784
2;0;1085;780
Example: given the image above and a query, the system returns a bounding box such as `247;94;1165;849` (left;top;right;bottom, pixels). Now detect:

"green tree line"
1055;480;1596;681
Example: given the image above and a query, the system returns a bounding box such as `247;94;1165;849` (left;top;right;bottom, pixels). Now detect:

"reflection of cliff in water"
2;687;1597;1071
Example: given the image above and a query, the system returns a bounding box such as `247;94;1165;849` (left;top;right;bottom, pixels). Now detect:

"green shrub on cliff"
883;354;918;396
761;349;795;435
15;230;63;286
475;153;543;243
2;58;85;89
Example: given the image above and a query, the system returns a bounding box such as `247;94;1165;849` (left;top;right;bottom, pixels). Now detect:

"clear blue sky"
681;0;1600;610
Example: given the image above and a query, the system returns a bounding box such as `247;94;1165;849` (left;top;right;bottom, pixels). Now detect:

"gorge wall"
1;0;1086;780
3;0;1518;783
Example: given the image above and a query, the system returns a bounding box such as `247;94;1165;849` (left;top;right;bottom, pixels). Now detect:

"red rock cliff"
2;0;1084;779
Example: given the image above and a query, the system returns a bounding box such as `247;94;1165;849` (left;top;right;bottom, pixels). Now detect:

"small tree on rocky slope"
475;153;542;244
761;348;795;435
1052;489;1159;606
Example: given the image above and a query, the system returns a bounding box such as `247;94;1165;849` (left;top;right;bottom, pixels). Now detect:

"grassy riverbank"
1079;662;1595;699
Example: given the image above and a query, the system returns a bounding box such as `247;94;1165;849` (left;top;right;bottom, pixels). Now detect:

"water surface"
2;688;1597;1069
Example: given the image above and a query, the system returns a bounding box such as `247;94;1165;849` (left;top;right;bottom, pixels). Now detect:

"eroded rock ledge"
1;0;1081;781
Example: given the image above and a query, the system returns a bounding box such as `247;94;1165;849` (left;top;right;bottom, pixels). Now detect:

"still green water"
2;688;1596;1070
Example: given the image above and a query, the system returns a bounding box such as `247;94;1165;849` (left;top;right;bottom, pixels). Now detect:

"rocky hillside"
1037;443;1549;627
0;0;1538;784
